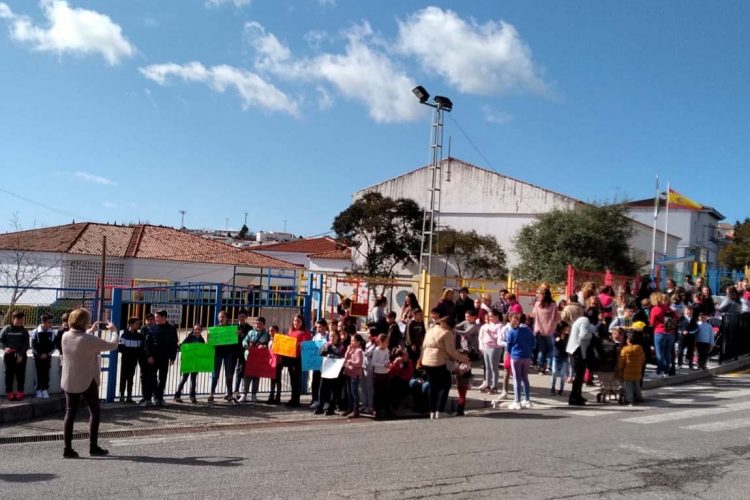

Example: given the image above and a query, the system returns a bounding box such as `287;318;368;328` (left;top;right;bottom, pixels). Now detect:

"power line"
0;185;83;220
447;114;499;172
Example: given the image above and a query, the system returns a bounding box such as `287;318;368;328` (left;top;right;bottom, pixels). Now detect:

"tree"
332;192;422;280
0;214;61;324
436;228;507;279
719;218;750;270
237;224;249;240
514;203;638;283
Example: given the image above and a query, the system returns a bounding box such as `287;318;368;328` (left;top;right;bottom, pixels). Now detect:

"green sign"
179;343;214;374
208;325;238;346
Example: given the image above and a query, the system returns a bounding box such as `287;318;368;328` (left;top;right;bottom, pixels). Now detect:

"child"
309;319;329;410
478;309;503;394
118;317;145;403
31;313;56;399
267;325;283;404
386;311;402;350
1;311;30;401
174;324;205;403
240;317;271;403
506;313;534;409
550;321;570;396
695;312;715;369
371;333;391;420
360;328;378;414
387;348;414;411
452;332;472;416
315;331;344;416
343;334;364;418
616;332;645;404
405;308;426;363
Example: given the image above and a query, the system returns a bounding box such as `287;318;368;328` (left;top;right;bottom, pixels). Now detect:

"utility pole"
243;212;248;226
283;219;288;233
98;235;107;334
179;210;186;228
225;218;229;232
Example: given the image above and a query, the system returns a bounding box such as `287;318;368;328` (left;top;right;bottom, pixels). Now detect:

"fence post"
213;284;223;326
105;287;122;403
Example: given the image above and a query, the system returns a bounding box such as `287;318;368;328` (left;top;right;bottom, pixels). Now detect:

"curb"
0;398;64;425
642;355;750;390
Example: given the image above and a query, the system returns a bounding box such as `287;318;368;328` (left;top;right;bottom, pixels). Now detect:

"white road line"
618;444;680;459
681;418;750;433
660;398;697;404
621;400;750;425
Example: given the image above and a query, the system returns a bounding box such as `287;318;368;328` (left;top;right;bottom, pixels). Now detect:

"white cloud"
317;0;336;6
139;61;299;116
316;86;333;110
247;22;423;123
205;0;250;7
396;7;547;95
103;201;117;208
0;0;135;65
75;171;116;186
482;106;512;124
303;29;328;50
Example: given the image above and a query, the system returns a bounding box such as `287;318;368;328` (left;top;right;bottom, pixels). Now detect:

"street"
2;372;750;499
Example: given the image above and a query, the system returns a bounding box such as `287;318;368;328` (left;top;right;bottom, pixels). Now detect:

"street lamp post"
412;86;453;276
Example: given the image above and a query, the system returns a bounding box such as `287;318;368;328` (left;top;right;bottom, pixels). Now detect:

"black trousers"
119;352;141;398
318;376;341;410
284;357;302;404
424;365;452;413
311;371;321;403
569;351;585;404
4;352;26;394
143;357;170;401
34;356;51;391
175;373;198;398
696;342;711;368
373;373;390;416
678;334;696;367
63;381;100;450
270;362;283;400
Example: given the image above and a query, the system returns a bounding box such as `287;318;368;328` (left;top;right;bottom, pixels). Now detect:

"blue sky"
1;0;749;236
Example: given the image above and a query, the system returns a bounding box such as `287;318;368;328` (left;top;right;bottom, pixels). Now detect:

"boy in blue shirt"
695;311;715;370
506;313;535;409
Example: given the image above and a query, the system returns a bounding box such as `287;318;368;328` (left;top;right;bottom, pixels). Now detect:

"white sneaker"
430;412;436;419
508;401;522;410
499;390;508;400
477;382;488;391
434;412;440;419
238;394;248;403
42;390;49;399
35;390;43;399
521;399;532;409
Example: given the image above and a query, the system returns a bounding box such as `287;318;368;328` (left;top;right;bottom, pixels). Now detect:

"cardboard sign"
179;343;214;374
271;334;298;358
301;340;325;371
208;325;238;346
320;357;345;379
244;346;277;379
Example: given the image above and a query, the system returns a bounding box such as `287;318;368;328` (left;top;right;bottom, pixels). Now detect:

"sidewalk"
2;354;749;439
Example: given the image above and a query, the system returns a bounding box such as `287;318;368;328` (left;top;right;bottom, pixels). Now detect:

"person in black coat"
142;309;178;406
118;317;145;403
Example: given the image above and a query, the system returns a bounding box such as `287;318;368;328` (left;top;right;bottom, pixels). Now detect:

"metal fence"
717;313;750;363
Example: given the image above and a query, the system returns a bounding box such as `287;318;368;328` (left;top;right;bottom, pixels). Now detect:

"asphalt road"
2;372;750;499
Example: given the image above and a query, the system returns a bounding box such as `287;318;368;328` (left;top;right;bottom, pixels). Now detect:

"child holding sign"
268;325;283;404
240;317;271;403
174;324;205;403
315;331;345;416
280;315;312;408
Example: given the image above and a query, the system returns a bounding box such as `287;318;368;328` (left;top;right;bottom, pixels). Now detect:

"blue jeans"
551;356;568;391
347;376;360;413
654;333;675;375
536;335;554;369
483;348;501;389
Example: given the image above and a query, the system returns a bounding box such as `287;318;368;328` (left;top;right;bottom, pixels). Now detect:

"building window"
62;260;124;290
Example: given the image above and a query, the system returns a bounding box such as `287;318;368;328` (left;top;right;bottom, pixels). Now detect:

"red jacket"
287;328;312;356
388;359;414;381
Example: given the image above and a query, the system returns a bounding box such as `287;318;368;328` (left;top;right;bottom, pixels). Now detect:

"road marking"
621;400;750;425
618;444;680;459
660;398;697;404
681;418;750;433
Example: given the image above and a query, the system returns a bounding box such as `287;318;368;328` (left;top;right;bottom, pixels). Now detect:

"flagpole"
663;181;670;256
650;174;659;273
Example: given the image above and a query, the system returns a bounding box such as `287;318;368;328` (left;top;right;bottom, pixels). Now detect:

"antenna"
178;210;186;228
446;136;452;182
243;212;248;226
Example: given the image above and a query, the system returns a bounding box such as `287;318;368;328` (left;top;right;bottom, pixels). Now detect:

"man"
386;312;402;350
137;313;156;405
31;313;56;399
454;287;476;325
142;309;178;407
233;308;252;399
492;289;510;316
1;311;30;401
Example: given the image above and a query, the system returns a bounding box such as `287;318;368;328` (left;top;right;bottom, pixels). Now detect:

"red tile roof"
252;237;342;254
0;223;299;269
308;249;352;261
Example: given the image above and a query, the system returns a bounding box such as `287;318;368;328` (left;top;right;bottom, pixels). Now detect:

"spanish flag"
667;188;702;210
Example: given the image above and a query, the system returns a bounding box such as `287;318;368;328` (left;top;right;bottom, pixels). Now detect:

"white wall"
0;250;64;304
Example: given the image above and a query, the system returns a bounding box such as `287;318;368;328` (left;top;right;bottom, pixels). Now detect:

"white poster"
320;357;345;379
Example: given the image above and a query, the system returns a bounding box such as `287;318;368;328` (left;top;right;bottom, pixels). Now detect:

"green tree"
237;224;249;240
332;192;422;279
437;228;507;279
515;203;638;282
719;218;750;270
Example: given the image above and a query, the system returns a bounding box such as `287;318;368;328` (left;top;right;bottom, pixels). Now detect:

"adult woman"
61;308;119;458
718;286;742;314
435;289;457;327
649;292;678;377
531;288;560;374
700;286;716;316
399;293;420;323
420;316;469;419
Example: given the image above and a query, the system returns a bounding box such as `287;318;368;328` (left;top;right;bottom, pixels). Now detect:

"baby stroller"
594;337;623;403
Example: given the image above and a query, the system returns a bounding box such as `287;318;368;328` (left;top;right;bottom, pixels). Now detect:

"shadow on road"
97;455;245;467
0;473;57;483
474;412;568;420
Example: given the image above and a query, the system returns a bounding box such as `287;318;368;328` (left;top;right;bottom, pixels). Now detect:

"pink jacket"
344;346;364;379
532;302;560;336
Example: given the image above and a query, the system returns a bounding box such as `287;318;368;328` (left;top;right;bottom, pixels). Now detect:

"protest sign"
271;334;298;358
179;343;214;374
245;346;276;379
208;325;238;346
301;340;325;371
321;357;345;379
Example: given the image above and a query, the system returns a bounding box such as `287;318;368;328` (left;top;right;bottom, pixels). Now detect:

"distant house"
626;198;727;271
251;237;352;273
354;157;680;273
0;222;300;304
